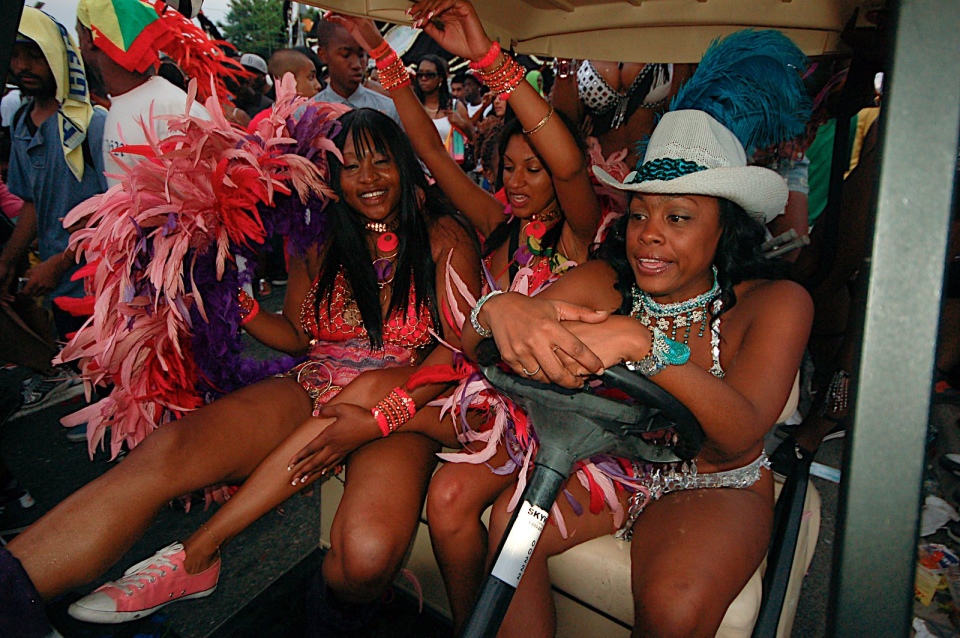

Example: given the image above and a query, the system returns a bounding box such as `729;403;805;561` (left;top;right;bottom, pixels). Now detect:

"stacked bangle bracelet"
238;288;260;326
373;43;410;91
372;387;417;436
470;42;526;100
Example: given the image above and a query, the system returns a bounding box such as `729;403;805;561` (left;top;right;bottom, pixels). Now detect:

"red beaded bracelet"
375;50;398;69
372;387;417;436
470;41;501;71
370;40;392;60
238;288;260;326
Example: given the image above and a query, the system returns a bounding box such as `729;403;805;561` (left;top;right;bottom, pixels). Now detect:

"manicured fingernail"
287;464;293;471
291;479;299;486
426;11;434;19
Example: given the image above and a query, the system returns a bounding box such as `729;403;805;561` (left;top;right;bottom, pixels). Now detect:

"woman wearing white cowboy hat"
462;29;814;637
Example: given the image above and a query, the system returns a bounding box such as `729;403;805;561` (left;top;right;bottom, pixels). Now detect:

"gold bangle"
522;106;554;135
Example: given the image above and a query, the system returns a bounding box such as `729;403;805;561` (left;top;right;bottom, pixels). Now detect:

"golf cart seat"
319;373;819;637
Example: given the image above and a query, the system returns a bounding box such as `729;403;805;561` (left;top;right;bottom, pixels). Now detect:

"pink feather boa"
57;75;348;459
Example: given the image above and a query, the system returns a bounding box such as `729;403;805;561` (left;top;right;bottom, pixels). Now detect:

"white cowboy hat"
593;109;788;223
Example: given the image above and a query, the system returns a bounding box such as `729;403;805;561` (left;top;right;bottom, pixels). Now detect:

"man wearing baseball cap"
236;53;274;119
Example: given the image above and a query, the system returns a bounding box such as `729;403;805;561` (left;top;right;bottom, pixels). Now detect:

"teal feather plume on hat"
670;30;812;152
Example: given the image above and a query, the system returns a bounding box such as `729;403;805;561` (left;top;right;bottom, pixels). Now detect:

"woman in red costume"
325;6;605;630
1;107;482;629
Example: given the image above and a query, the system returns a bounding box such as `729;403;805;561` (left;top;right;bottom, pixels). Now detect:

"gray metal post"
828;0;960;635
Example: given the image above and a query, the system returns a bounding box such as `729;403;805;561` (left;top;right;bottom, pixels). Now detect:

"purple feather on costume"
258;107;343;258
185;104;345;401
188;247;301;401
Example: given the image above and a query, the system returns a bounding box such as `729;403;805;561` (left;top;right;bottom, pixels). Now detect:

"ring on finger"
522;364;541;376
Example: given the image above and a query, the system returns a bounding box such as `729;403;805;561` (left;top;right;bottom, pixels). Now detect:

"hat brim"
593;165;787;223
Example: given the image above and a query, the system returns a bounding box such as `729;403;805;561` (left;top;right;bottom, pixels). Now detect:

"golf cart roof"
303;0;867;62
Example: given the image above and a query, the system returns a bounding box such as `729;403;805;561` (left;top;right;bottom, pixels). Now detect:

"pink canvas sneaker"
68;542;219;623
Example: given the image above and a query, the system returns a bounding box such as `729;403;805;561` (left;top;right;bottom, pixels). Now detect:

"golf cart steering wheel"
475;339;704;463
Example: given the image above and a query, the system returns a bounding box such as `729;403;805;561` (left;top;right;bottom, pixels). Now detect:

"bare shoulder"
735;279;814;326
427;214;477;257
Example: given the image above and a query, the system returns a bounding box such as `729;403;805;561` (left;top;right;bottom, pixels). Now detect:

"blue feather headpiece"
668;29;811;155
592;29;811;222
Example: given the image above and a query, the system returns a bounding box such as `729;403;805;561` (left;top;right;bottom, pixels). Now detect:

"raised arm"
410;0;602;245
326;14;504;237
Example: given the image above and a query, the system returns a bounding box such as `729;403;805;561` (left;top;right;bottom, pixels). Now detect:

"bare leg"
180;402;463;574
179;410;337;574
7;377;311;598
323;431;440;603
427;451;516;633
487;476;616;638
629;474;773;638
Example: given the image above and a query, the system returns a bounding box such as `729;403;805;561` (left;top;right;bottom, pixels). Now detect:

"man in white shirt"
1;87;23;129
312;20;401;125
75;0;222;187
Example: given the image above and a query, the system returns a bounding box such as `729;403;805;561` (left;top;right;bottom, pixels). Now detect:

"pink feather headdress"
57;75;348;459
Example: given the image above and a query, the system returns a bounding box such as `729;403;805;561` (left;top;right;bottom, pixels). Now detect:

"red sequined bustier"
300;269;435;348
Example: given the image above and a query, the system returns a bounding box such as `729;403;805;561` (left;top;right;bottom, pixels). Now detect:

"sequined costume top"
576;61;673;134
287;269;435;414
302;269;435;349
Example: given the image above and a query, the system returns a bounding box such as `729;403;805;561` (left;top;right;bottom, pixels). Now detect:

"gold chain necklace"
530;205;562;224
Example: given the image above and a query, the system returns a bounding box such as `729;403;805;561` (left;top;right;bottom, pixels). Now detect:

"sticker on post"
490;501;549;588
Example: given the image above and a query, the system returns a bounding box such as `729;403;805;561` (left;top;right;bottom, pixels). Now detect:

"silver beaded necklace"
630;266;725;378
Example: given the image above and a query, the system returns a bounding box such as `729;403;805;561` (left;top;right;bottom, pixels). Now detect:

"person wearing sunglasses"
414;54;474;162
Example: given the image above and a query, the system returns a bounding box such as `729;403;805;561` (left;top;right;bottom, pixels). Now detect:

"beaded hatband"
628;157;709;184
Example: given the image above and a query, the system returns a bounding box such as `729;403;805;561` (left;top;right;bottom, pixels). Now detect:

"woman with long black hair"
326;6;606;630
1;108;482;627
414;53;475;159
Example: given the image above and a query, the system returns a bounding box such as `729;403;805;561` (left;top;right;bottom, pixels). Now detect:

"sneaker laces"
108;545;184;596
21;367;80;405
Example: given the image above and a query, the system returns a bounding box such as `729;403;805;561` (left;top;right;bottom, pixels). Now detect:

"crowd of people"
0;0;919;637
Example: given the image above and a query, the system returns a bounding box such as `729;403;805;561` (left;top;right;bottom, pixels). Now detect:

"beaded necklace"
365;217;400;290
630;265;725;378
511;217;574;277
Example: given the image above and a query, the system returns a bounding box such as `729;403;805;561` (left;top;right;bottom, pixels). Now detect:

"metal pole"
828;0;960;635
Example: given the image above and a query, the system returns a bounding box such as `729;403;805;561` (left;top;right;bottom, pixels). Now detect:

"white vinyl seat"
319;375;819;637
